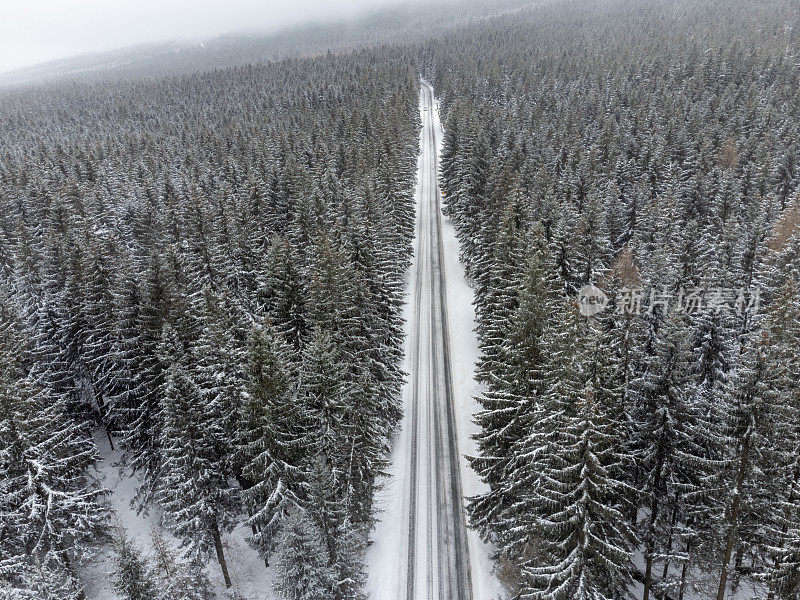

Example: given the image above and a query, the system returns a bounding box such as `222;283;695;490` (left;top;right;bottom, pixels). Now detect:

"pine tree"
154;561;213;600
0;330;108;596
193;286;246;481
82;235;119;439
523;321;637;600
767;525;800;600
758;238;800;599
239;325;306;561
299;328;347;462
273;508;335;600
304;458;367;600
572;189;612;285
148;526;178;583
148;527;214;600
260;238;306;352
338;374;389;525
118;250;171;506
330;518;368;600
0;563;84;600
305;232;398;523
155;324;237;587
475;204;526;383
110;526;159;600
628;316;703;600
454;118;492;278
106;250;145;443
772;145;797;211
709;335;777;600
468;225;559;547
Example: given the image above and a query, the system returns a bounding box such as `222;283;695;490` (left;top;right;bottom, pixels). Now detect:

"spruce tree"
239;325;306;560
110;526;159;600
192;286;246;479
628;316;702;600
0;333;108;595
475;205;526;383
260;238;306;352
0;563;84;600
524;320;636;600
273;508;335;600
148;527;214;600
299;328;347;463
155;324;238;587
304;458;367;600
468;225;559;548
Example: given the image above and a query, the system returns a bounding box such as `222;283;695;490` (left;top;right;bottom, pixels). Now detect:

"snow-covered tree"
523;320;637;600
239;325;305;560
155;324;238;586
110;526;159;600
273;508;335;600
469;225;560;548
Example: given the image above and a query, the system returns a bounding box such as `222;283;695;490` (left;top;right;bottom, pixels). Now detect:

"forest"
425;0;800;598
2;0;800;598
0;47;420;599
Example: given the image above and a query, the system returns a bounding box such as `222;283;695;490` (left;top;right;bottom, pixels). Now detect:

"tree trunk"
58;545;87;600
733;543;744;589
94;393;115;450
662;500;679;580
105;427;115;451
678;542;691;600
643;533;656;600
211;521;232;588
246;506;258;537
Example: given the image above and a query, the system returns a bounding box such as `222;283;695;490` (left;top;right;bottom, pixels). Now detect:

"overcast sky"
0;0;432;74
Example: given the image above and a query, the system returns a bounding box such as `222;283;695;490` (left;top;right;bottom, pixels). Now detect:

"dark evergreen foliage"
430;0;800;596
0;43;419;597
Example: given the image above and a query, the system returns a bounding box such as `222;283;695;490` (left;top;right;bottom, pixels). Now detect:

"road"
403;82;473;600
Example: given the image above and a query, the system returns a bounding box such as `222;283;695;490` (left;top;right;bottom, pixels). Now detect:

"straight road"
404;82;473;600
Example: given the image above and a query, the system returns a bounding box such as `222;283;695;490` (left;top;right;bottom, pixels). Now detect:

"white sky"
0;0;431;74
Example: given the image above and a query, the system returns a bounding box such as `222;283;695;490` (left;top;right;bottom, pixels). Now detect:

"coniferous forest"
426;1;800;598
0;48;420;598
2;0;800;599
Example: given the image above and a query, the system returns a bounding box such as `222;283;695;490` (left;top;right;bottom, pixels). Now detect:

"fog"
0;0;437;74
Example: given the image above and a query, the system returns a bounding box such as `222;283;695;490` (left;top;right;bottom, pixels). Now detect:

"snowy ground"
365;83;505;600
81;432;275;600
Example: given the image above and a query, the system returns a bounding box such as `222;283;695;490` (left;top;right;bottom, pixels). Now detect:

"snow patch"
81;432;275;600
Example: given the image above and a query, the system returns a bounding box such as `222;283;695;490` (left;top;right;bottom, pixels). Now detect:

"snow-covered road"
401;81;472;600
366;83;505;600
